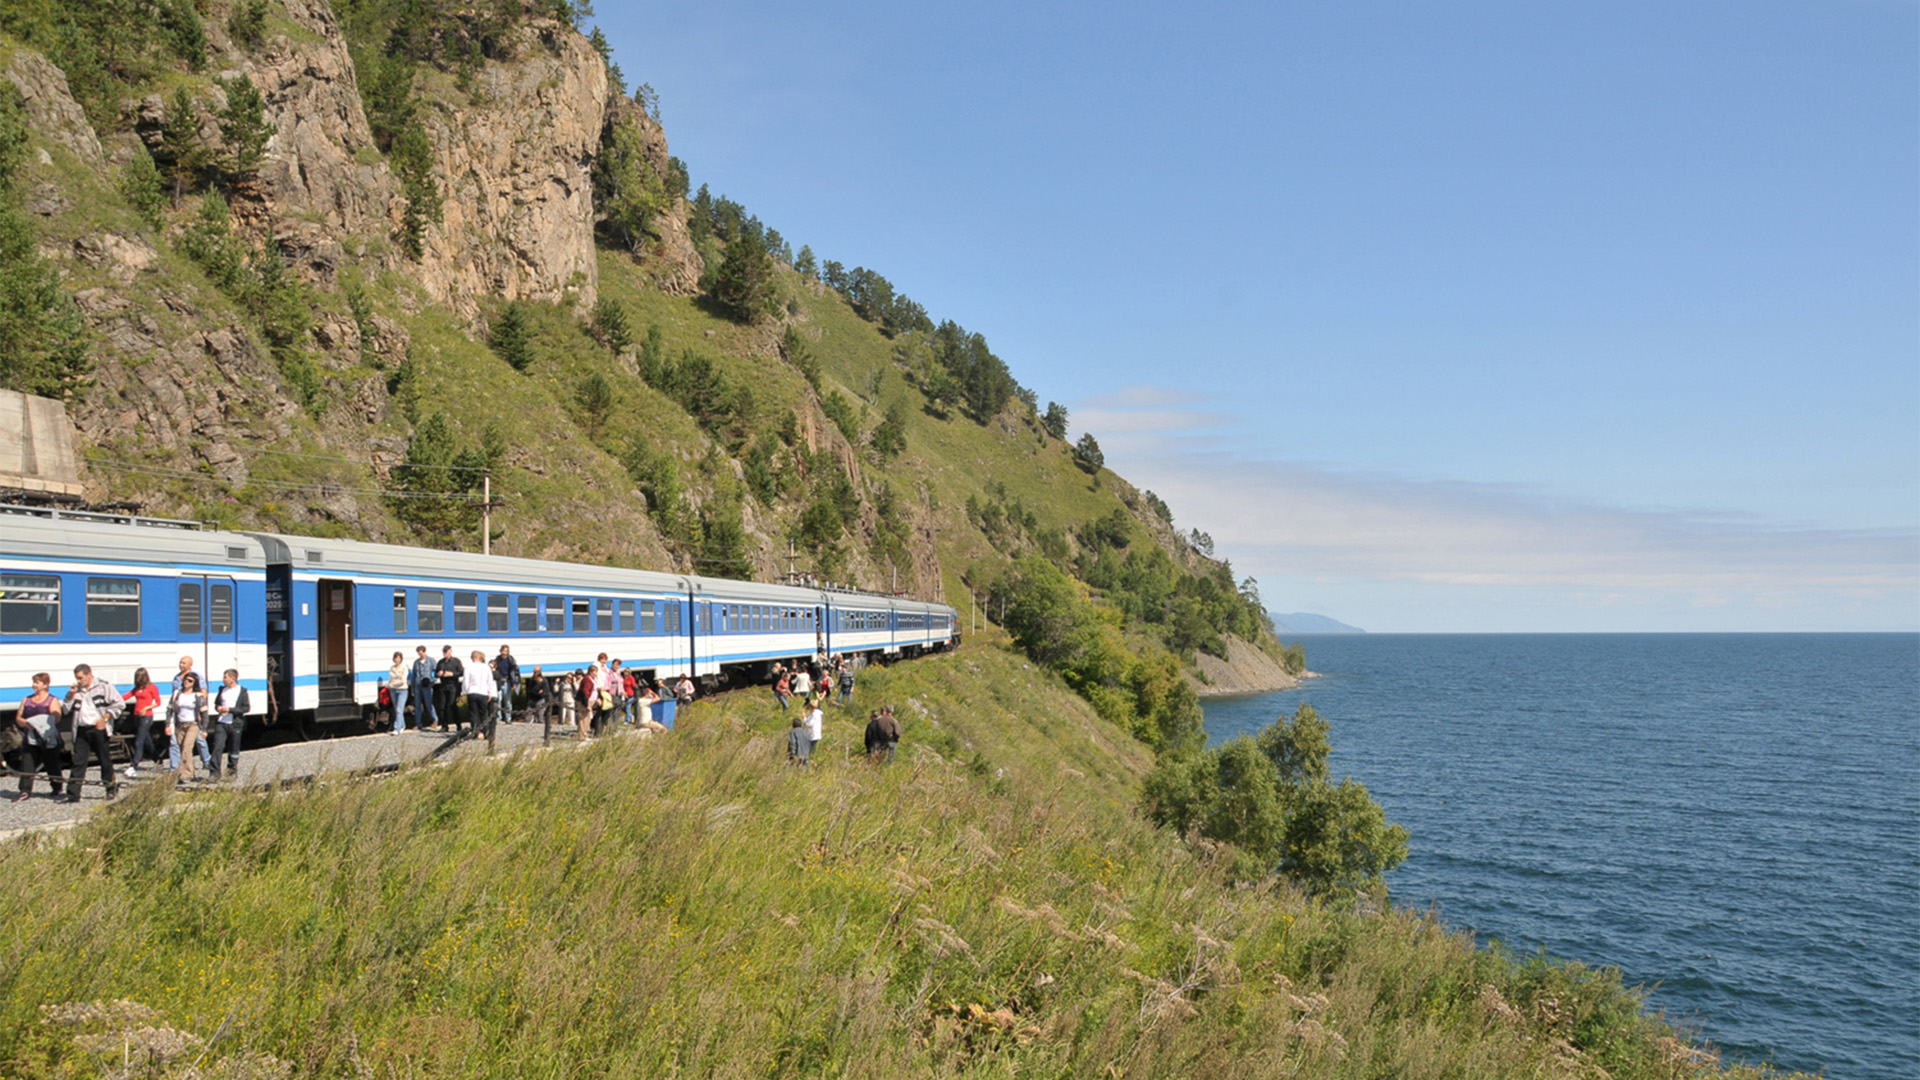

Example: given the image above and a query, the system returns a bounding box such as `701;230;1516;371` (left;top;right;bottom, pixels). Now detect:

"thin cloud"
1117;452;1918;596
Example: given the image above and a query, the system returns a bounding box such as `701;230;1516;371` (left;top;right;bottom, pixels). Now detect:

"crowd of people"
2;655;251;803
383;644;698;742
4;646;907;805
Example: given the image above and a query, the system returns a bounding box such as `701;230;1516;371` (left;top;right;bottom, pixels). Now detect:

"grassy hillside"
0;639;1804;1079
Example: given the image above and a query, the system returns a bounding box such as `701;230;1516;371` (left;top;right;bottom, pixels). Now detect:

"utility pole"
479;470;505;555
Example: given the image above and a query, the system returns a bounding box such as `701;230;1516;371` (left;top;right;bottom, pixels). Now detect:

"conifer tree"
216;73;270;187
703;227;778;323
158;86;207;204
489;301;534;372
1042;401;1069;440
590;296;631;353
119;143;166;230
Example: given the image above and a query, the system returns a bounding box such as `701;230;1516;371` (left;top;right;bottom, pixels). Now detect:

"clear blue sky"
593;0;1919;631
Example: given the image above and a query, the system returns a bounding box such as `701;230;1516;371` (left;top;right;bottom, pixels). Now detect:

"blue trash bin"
653;698;676;730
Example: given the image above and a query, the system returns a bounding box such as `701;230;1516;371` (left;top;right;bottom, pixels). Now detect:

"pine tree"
216;73;270;187
119;143;166;230
489;301;534;372
1073;432;1104;474
589;296;631;353
158;86;207;204
702;227;778;323
1042;401;1069;440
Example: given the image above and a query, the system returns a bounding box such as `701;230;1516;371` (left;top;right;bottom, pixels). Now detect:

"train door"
314;579;357;722
176;575;239;685
317;580;353;676
816;605;828;657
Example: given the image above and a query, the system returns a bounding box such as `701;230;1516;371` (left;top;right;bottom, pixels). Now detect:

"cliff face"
413;19;607;319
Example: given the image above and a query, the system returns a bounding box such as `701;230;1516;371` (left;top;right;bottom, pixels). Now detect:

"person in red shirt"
120;667;162;777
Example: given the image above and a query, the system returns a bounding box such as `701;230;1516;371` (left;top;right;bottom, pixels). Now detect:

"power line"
242;445;489;473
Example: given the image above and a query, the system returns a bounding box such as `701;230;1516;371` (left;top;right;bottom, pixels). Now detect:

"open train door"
314;579;358;725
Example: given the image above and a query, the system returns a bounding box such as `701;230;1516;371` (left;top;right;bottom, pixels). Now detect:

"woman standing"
120;667;161;776
386;652;410;735
10;674;64;801
462;650;497;743
166;672;209;785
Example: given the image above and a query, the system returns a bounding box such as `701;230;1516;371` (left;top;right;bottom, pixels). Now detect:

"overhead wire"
83;456;488;503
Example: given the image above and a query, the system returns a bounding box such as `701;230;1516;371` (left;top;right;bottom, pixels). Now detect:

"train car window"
487;594;509;633
178;582;202;634
640;600;656;634
209;585;233;634
419;591;444;632
518;595;538;633
596;599;613;633
393;590;407;633
454;592;478;633
0;574;60;634
619;600;635;633
547;596;564;633
666;603;680;634
572;599;590;633
86;578;140;635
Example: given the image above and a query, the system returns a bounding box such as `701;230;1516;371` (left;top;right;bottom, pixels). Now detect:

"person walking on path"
494;646;521;728
385;652;410;734
463;650;497;744
864;707;900;762
209;669;249;780
10;674;64;801
804;698;824;762
410;645;438;731
787;711;811;769
65;665;121;802
434;646;464;733
165;671;210;785
120;667;161;776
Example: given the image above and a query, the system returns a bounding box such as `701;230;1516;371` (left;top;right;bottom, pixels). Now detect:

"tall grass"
0;646;1809;1078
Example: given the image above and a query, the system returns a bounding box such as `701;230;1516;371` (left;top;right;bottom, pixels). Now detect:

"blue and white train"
0;507;957;729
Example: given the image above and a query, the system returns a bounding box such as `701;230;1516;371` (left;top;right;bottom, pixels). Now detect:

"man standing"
434;646;464;733
210;668;249;780
524;666;550;726
65;664;121;803
410;645;437;730
493;646;521;726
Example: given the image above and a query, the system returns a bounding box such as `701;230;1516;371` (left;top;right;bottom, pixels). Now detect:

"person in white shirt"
791;667;811;699
804;700;824;760
210;669;249;780
462;650;498;744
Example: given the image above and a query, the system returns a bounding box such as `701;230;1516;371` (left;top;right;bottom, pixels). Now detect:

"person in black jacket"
524;666;549;726
434;646;464;733
209;668;250;780
493;646;521;727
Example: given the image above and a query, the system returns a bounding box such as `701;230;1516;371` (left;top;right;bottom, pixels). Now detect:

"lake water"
1200;634;1919;1080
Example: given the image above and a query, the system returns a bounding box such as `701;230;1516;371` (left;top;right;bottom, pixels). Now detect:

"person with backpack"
410;645;438;731
209;668;249;780
493;646;521;728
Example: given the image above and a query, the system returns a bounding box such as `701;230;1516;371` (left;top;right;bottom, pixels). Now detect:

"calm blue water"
1201;634;1919;1080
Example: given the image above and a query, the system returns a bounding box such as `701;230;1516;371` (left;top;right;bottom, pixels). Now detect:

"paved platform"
0;720;579;838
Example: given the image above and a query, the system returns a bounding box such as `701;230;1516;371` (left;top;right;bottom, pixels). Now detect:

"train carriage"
690;577;825;681
248;534;695;724
0;510;269;712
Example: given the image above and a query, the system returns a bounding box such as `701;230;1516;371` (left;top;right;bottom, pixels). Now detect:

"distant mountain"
1268;612;1365;635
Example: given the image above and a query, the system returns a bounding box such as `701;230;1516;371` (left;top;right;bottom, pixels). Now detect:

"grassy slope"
0;639;1802;1079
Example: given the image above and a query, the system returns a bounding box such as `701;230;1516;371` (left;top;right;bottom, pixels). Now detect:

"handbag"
596;690;613;711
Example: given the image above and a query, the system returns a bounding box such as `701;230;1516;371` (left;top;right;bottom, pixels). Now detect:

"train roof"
246;532;691;594
0;509;266;570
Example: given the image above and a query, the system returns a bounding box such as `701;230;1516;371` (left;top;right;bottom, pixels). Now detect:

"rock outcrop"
2;50;105;169
415;19;608;319
1191;634;1301;697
